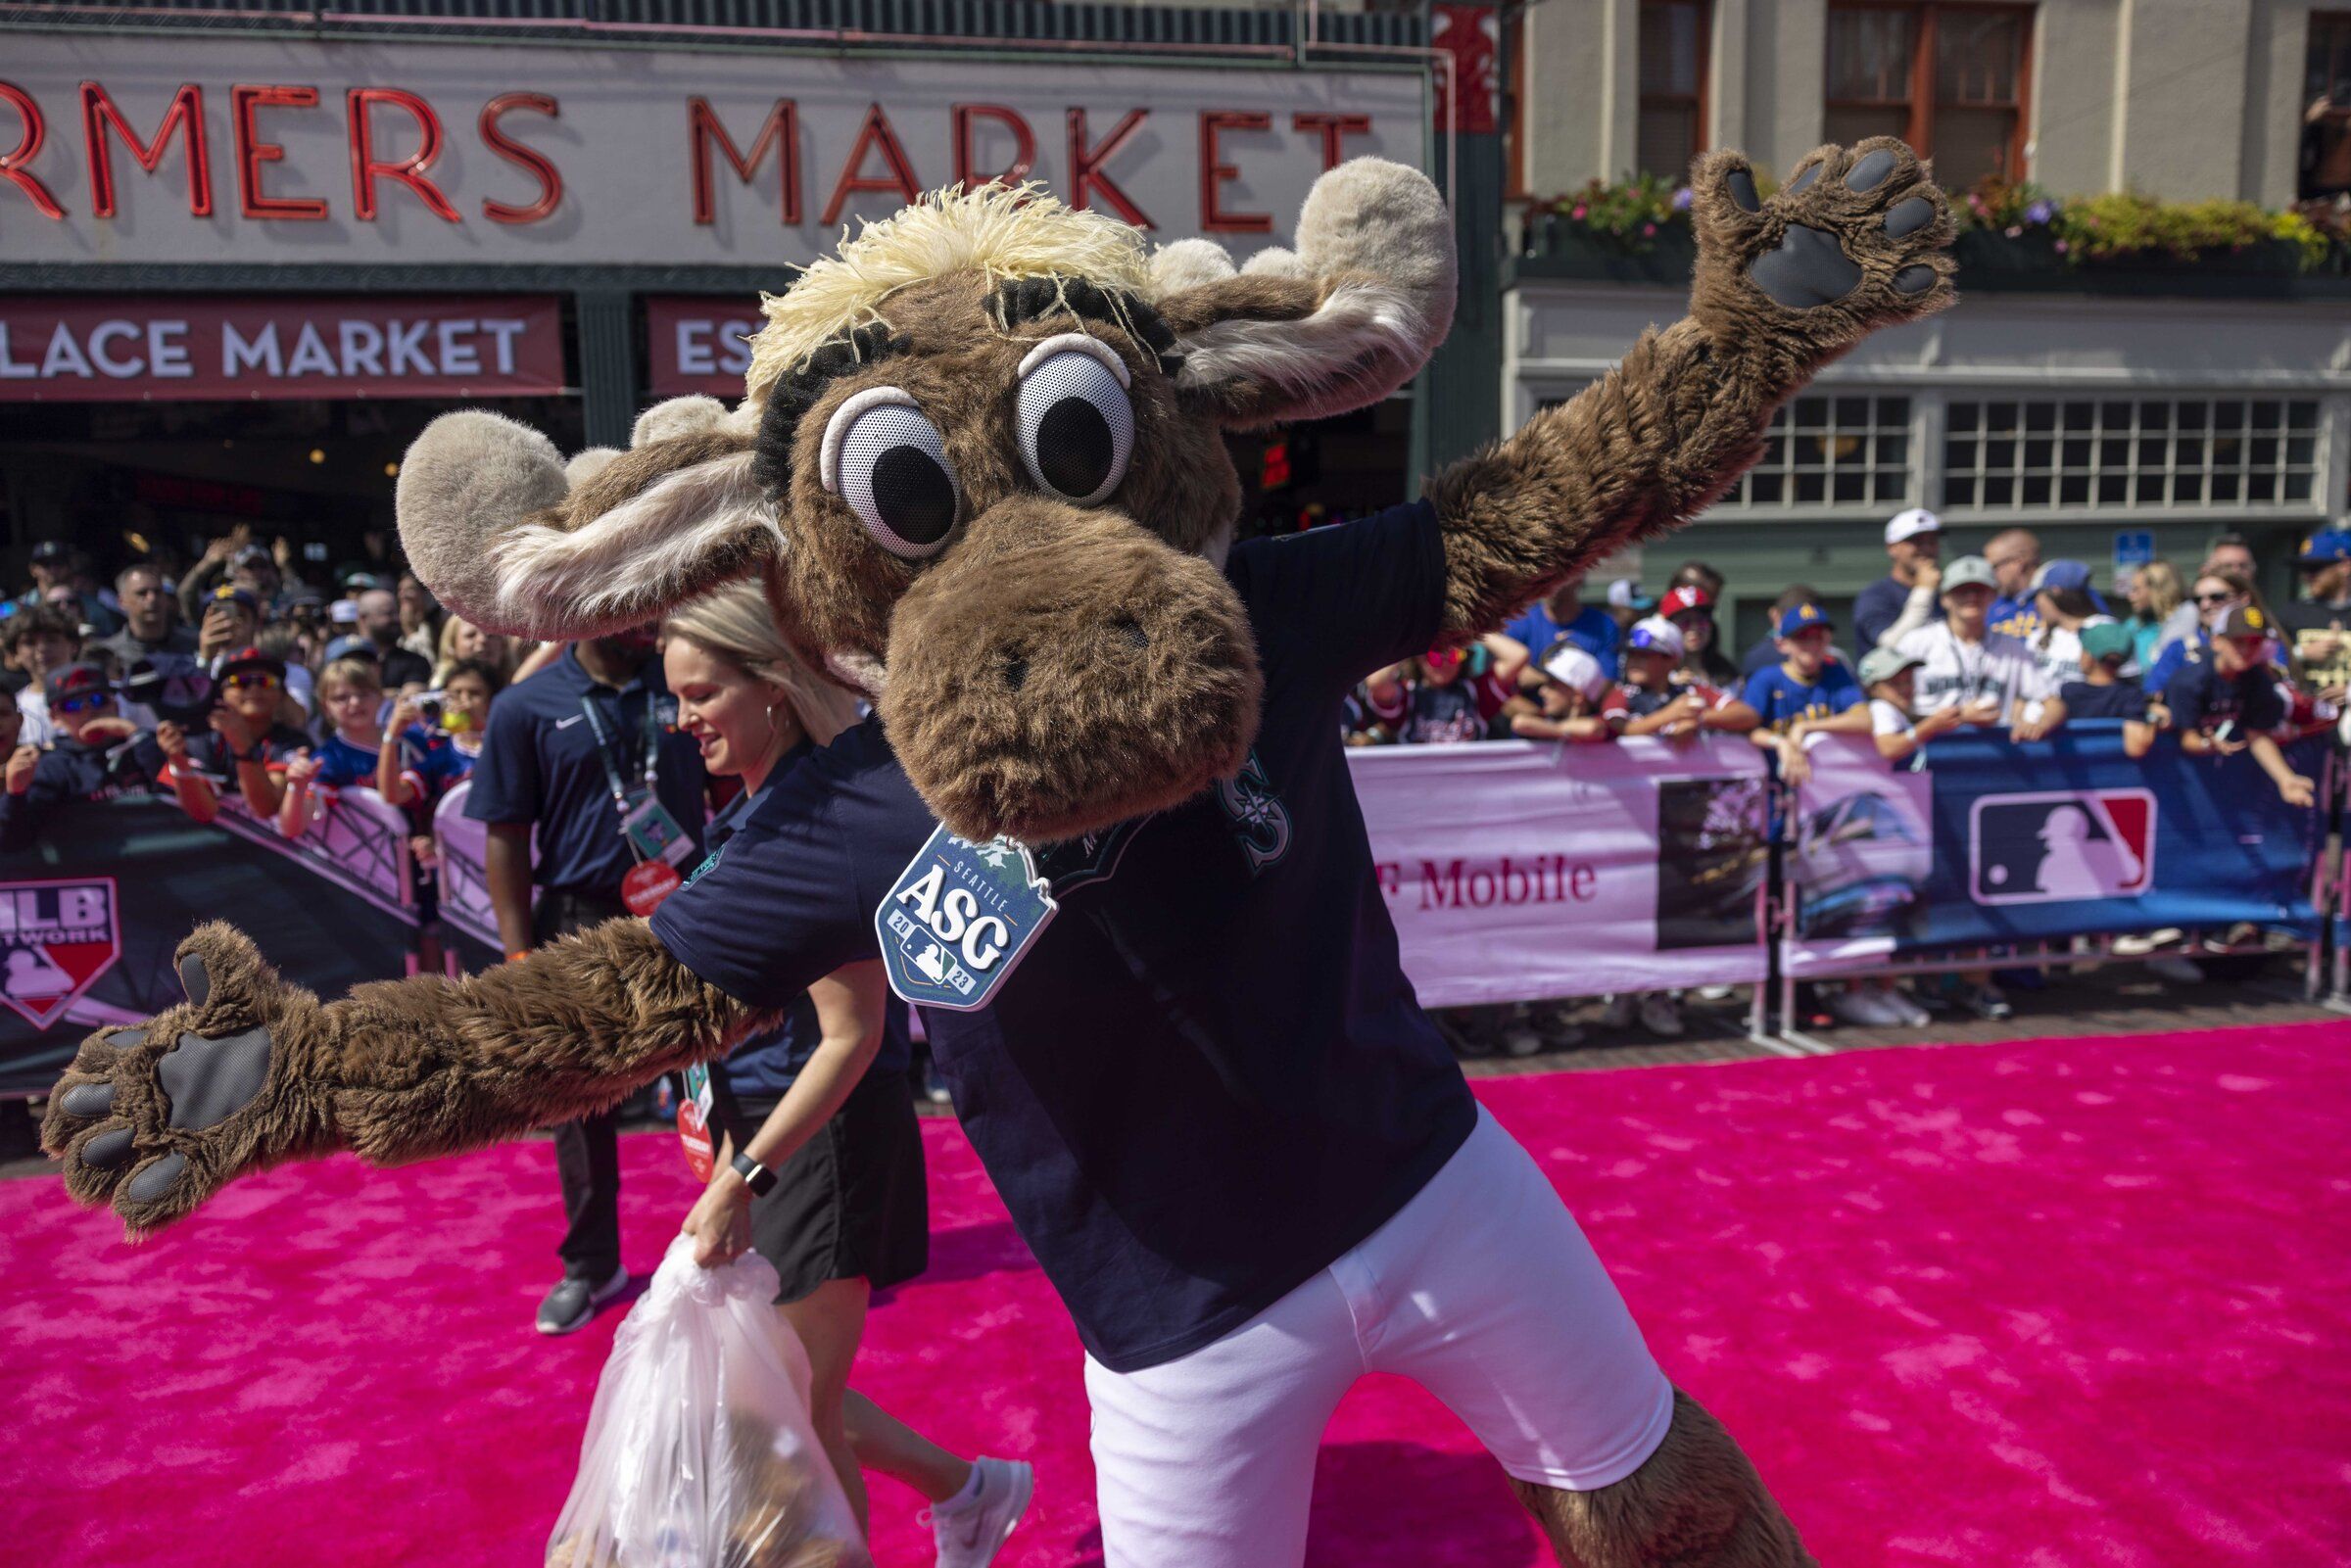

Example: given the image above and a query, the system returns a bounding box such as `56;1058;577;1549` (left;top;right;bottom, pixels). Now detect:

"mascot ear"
395;396;781;640
1152;158;1457;430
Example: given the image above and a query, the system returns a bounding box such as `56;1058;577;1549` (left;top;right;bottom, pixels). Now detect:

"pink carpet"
6;1022;2348;1567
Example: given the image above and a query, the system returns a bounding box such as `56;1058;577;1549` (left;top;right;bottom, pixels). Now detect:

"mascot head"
396;160;1455;843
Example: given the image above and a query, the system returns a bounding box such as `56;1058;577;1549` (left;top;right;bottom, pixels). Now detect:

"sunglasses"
55;691;113;715
2193;591;2236;605
222;672;281;692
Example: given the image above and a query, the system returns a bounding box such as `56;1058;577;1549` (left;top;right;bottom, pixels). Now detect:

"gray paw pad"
1894;264;1938;295
1725;168;1760;214
178;953;213;1007
61;1081;115;1118
124;1153;189;1206
1885;198;1936;238
82;1126;135;1169
1785;165;1821;196
1751;225;1863;309
1846;149;1897;191
160;1026;273;1131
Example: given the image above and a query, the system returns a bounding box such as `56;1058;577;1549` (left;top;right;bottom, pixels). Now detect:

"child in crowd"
1511;641;1621;742
1614;616;1759;739
159;645;313;824
375;657;503;811
1859;646;1966;765
279;654;385;836
5;604;80;744
1658;585;1744;689
1741;602;1869;784
1896;555;2064;739
1366;638;1526;744
2058;622;2159;757
2165;604;2317;809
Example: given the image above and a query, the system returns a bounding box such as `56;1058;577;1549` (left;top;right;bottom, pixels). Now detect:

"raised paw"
41;924;321;1235
1691;138;1955;346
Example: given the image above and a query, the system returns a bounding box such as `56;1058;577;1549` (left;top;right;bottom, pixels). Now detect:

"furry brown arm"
41;920;779;1234
1427;139;1956;638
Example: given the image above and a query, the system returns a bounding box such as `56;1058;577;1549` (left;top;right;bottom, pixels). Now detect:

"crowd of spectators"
0;528;532;864
1345;509;2350;1048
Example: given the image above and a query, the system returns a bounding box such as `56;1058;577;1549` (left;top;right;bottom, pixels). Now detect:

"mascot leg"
1511;1391;1814;1568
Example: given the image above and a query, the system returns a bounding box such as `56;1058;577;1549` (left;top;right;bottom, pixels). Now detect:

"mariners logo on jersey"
1215;749;1292;874
1969;789;2155;906
0;878;122;1028
878;825;1058;1011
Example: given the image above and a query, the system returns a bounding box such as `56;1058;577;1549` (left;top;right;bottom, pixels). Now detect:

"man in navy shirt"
1852;507;1943;649
2163;604;2315;807
466;629;708;1333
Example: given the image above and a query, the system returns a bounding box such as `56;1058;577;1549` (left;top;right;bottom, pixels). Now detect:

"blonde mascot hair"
663;581;866;748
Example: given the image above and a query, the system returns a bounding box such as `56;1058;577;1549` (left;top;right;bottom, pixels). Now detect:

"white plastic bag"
547;1237;871;1568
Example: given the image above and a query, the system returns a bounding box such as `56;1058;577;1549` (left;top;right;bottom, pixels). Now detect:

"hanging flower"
1642;222;1656;237
1571;205;1588;220
1672;186;1694;211
2024;200;2055;226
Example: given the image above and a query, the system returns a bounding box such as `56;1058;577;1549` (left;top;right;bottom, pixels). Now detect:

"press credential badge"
877;826;1057;1011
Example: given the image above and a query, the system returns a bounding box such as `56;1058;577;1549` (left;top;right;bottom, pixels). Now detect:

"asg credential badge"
877;826;1057;1011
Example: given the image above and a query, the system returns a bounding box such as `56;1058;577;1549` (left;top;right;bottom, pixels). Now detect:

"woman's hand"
386;695;421;737
683;1168;754;1268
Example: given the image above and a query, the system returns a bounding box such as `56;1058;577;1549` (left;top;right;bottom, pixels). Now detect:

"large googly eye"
1015;334;1135;506
820;388;961;558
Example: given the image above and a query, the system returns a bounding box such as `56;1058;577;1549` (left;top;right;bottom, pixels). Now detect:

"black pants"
537;889;631;1281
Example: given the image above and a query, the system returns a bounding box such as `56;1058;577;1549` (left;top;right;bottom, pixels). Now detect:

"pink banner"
1346;737;1769;1007
0;295;565;402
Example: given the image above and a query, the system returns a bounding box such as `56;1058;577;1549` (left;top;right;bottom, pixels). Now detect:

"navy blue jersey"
2163;659;2286;736
310;733;382;790
464;647;707;897
652;499;1477;1372
0;732;168;852
2057;681;2149;721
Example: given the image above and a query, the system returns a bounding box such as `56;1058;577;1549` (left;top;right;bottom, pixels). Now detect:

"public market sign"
0;30;1425;270
0;295;564;402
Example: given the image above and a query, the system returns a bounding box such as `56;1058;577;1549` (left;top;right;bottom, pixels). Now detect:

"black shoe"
537;1264;628;1336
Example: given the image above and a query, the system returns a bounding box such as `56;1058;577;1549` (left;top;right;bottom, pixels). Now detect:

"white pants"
1083;1106;1675;1568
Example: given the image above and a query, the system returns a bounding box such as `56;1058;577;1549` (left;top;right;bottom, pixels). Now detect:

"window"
1728;395;1912;510
1637;1;1710;181
1826;3;2032;188
2305;13;2351;199
1943;399;2323;512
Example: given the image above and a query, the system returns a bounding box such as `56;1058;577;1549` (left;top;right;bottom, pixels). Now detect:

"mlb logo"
0;878;122;1029
1968;791;2155;906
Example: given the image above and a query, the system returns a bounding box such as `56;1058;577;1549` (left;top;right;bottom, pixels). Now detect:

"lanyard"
576;692;660;816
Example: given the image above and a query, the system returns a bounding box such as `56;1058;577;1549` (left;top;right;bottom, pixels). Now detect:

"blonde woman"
431;614;517;687
663;583;1032;1567
2129;559;2187;669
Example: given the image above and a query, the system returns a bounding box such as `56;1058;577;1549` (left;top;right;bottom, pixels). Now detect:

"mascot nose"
879;498;1265;846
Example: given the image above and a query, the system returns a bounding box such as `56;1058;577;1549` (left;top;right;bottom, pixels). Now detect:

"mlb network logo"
1968;790;2156;906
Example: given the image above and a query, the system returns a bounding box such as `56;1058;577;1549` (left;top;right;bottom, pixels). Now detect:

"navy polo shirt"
465;647;708;896
651;499;1478;1372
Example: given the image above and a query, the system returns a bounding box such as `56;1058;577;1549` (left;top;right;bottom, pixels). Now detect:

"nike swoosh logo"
554;714;586;730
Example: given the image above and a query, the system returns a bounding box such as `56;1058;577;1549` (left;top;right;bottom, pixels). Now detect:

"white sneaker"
1880;989;1932;1027
1827;988;1899;1026
1600;994;1637;1028
2146;955;2204;985
1696;983;1736;1001
1637;994;1684;1037
932;1457;1033;1568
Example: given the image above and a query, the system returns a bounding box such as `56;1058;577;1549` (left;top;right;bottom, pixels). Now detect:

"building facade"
1507;0;2351;645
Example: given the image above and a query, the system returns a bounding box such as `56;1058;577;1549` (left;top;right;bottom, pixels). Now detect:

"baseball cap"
1606;578;1655;612
1624;616;1686;660
1856;646;1926;688
216;644;287;683
1774;601;1833;639
2080;623;2135;664
1540;640;1612;702
230;543;273;570
323;635;378;664
28;540;68;564
1884;507;1941;546
1659;585;1713;619
2219;604;2271;641
43;662;110;707
205;584;261;617
2033;559;2094;594
1941;555;1998;594
2299;530;2351;567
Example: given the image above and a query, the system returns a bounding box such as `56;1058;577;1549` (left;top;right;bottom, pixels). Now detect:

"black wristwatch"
731;1150;778;1197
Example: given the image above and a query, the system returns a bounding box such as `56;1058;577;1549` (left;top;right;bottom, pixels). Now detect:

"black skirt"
709;1064;931;1306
